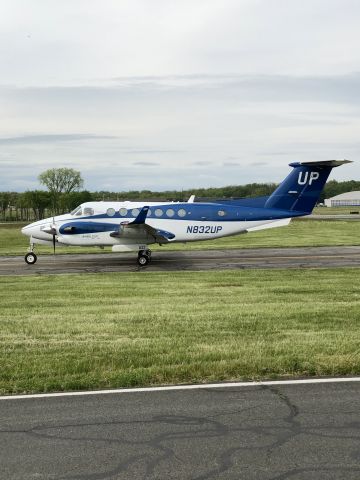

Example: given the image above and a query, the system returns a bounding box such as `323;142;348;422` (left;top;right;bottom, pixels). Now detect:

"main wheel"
25;252;37;265
137;254;150;266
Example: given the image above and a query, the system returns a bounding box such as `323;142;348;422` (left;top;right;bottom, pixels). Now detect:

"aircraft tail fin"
265;160;351;213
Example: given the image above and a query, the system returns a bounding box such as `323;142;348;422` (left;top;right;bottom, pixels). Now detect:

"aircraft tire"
25;252;37;265
137;254;150;266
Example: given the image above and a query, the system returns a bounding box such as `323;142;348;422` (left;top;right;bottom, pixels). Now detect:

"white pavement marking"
1;377;360;400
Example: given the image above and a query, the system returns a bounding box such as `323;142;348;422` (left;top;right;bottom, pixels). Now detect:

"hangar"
324;191;360;207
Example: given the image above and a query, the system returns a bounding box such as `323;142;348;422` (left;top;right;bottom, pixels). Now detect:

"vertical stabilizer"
265;160;351;213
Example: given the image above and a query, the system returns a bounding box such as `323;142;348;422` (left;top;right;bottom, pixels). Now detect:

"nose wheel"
137;249;151;266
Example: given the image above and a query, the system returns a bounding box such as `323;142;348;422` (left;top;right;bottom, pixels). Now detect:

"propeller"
52;216;56;255
42;218;57;254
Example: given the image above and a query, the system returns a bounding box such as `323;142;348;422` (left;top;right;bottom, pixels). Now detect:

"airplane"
21;160;351;266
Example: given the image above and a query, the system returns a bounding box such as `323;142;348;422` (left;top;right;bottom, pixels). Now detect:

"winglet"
130;206;150;225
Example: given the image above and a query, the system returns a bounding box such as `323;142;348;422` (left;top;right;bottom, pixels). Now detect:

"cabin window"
178;208;186;217
217;210;226;217
131;208;140;217
148;209;152;216
119;208;128;216
166;208;175;217
107;208;115;217
155;208;163;217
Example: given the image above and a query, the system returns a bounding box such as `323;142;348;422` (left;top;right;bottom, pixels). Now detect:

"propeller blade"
52;216;56;255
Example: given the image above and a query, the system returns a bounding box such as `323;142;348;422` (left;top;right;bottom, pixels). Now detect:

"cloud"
0;134;117;145
124;149;184;155
132;161;160;166
192;161;212;166
248;161;268;167
0;73;359;191
223;161;240;167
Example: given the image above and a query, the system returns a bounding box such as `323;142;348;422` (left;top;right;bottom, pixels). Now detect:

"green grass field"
313;206;360;215
1;218;359;256
1;268;360;395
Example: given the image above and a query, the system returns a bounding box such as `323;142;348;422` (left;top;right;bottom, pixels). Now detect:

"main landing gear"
137;249;151;267
25;243;37;265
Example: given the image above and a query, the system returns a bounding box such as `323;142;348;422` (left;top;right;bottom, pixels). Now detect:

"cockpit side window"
83;207;94;216
71;206;82;216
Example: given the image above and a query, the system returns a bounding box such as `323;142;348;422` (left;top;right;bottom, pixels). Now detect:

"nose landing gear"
137;249;151;267
25;243;37;265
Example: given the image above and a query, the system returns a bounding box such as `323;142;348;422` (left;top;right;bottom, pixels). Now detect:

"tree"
58;190;93;213
38;168;84;194
0;193;11;221
24;190;52;220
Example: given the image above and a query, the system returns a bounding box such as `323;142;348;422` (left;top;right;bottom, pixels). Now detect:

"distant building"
324;191;360;207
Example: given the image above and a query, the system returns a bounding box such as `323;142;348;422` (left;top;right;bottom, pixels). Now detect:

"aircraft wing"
142;225;175;243
112;206;175;243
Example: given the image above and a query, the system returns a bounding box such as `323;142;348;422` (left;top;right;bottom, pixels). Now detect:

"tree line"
1;179;359;222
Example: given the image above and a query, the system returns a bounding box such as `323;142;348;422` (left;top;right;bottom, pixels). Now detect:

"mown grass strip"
0;219;359;256
0;268;359;395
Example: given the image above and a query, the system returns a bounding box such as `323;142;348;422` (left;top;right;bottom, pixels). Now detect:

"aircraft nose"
21;224;32;236
21;221;42;238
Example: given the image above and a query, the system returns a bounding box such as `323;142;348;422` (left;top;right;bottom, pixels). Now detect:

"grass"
1;268;360;395
313;206;360;215
1;218;360;256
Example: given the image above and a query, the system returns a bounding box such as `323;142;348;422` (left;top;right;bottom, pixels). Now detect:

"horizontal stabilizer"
289;160;352;168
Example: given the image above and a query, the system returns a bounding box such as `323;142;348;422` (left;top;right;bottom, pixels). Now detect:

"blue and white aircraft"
22;160;351;266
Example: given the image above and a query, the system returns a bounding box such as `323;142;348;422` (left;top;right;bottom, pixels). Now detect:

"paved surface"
1;381;360;479
1;246;360;275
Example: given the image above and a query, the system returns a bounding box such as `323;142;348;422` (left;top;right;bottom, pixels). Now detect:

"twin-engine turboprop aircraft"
22;160;351;266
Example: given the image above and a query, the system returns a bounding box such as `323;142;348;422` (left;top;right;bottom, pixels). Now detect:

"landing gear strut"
25;243;37;265
137;249;151;267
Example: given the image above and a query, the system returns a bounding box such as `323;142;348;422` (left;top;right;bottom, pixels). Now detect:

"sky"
1;0;360;192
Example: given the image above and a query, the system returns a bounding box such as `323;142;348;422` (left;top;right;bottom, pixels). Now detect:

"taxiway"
0;245;360;275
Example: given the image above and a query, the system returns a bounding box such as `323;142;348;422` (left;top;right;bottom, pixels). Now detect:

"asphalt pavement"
1;380;360;479
1;245;360;275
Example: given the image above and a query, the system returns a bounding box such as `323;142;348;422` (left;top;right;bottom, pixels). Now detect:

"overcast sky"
1;0;359;191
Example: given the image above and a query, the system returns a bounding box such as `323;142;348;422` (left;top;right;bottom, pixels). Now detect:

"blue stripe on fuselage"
72;204;305;223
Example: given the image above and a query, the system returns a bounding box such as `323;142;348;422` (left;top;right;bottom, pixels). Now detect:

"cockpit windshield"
70;205;94;216
70;206;82;216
